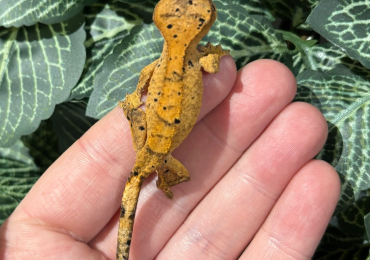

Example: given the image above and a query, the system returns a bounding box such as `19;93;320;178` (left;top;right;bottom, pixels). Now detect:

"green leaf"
295;68;370;193
21;120;61;171
294;43;370;79
260;0;319;27
336;195;370;237
0;0;95;27
118;0;150;3
279;30;317;50
364;212;370;241
225;0;274;20
86;23;163;118
50;101;97;153
116;0;158;24
307;0;370;70
0;140;40;225
313;225;369;260
69;0;156;100
281;30;370;77
334;174;355;215
205;2;291;70
0;13;86;148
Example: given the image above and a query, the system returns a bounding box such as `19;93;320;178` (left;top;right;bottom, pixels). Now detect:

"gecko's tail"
116;174;144;260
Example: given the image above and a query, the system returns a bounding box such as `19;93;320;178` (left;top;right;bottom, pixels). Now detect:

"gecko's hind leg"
119;59;159;152
156;155;190;199
197;42;229;73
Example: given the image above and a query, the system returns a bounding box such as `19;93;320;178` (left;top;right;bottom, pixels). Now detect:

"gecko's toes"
164;189;173;199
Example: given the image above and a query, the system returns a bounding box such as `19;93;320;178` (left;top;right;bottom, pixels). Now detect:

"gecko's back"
143;0;217;157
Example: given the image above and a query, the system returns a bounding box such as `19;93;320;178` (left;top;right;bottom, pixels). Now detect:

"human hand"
0;57;340;259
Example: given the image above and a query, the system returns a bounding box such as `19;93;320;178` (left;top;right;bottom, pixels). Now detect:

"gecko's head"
153;0;216;46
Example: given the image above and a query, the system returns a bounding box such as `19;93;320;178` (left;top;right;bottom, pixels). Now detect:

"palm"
0;58;339;260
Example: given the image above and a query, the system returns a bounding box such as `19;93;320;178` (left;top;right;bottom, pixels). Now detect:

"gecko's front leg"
198;42;229;73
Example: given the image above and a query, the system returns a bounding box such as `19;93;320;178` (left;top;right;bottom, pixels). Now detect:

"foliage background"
1;0;370;258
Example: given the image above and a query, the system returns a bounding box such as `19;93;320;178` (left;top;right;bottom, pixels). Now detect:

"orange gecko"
116;0;228;259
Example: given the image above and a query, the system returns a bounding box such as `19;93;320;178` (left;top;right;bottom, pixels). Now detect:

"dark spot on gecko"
167;24;173;29
157;64;161;67
174;35;178;38
152;165;155;168
189;0;193;4
188;60;194;67
178;92;181;95
127;116;130;121
192;96;195;99
199;18;205;28
170;58;172;61
129;211;135;221
128;176;131;182
154;98;158;102
207;10;211;13
148;92;151;95
121;206;125;216
165;160;167;163
182;67;185;72
184;44;187;47
127;240;131;246
130;123;133;127
140;175;145;181
176;8;179;12
158;92;161;95
163;107;167;110
175;119;181;124
139;126;145;131
133;171;138;176
172;71;183;81
165;169;169;173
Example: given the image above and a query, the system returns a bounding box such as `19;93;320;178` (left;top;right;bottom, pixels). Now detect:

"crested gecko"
116;0;228;259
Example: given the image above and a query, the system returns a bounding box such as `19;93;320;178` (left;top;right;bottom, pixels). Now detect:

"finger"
157;102;329;259
4;56;236;243
89;60;297;259
240;160;340;260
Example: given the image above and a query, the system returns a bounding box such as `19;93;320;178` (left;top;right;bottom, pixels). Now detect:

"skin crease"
0;59;340;260
116;0;228;259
